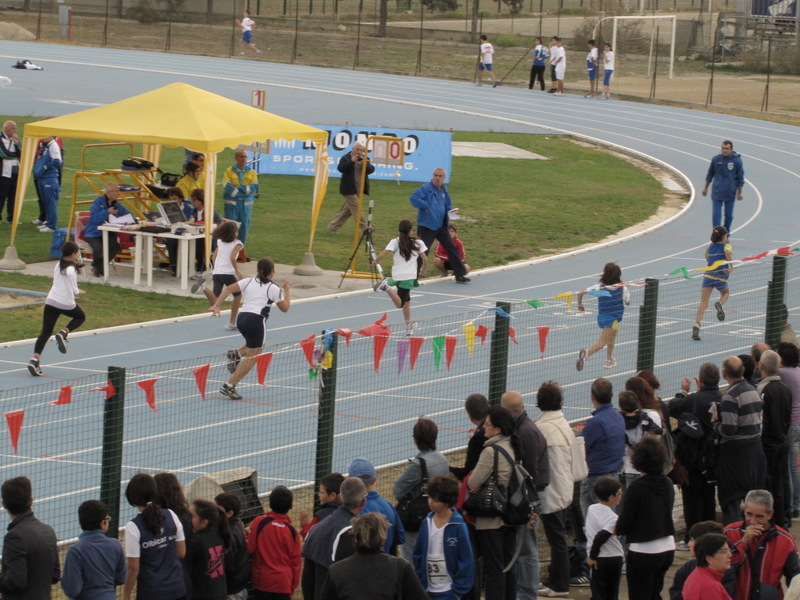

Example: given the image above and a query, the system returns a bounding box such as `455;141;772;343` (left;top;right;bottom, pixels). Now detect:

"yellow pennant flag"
322;350;333;369
612;320;619;331
555;291;574;312
462;323;476;357
696;260;729;271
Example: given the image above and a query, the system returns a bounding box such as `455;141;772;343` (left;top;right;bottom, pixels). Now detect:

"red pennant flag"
509;326;519;345
445;336;457;370
4;410;24;454
777;246;793;255
475;325;489;345
51;385;72;405
742;251;769;261
192;364;210;401
256;352;273;385
137;379;158;413
358;314;389;337
537;326;550;359
91;380;116;399
299;333;316;367
409;337;424;371
335;328;352;346
373;334;389;373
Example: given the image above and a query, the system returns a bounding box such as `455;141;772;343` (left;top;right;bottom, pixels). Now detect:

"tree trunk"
470;0;479;42
23;0;30;12
207;0;214;22
378;0;387;36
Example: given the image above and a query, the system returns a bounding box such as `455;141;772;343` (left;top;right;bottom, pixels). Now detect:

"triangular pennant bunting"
336;329;352;346
526;299;545;308
137;379;158;413
409;337;424;370
91;380;116;399
192;364;210;401
51;385;72;405
537;326;549;360
508;326;518;345
373;334;389;373
555;291;573;312
4;410;24;454
300;334;316;367
462;323;476;356
445;336;457;370
397;340;409;375
475;325;489;345
668;267;695;280
256;353;273;385
432;336;445;371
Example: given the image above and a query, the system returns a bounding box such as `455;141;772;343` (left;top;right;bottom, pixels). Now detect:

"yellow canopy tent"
1;82;330;274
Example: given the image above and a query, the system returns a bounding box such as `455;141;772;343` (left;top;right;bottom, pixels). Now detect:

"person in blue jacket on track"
701;140;745;234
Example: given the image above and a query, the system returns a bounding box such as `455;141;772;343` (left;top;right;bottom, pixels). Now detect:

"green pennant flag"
432;336;445;372
668;267;695;280
793;248;800;252
526;299;545;308
308;368;317;381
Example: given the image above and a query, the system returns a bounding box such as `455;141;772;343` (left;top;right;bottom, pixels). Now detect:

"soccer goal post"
592;15;677;80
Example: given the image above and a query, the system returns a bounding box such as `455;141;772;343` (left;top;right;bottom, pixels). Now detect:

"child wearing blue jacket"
412;475;474;600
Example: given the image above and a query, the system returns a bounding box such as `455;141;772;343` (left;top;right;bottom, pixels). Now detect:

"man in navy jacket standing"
409;167;470;283
701;140;745;234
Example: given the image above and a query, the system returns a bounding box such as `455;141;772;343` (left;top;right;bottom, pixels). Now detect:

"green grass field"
0;122;663;343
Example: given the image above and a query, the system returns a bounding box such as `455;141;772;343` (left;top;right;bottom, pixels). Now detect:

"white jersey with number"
426;521;453;593
480;42;494;64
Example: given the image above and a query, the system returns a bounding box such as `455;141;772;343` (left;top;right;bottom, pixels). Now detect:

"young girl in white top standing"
28;240;86;376
192;221;244;332
209;258;290;400
372;219;428;336
602;43;614;99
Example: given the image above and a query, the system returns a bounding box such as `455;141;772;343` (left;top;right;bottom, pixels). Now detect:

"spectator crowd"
3;343;800;600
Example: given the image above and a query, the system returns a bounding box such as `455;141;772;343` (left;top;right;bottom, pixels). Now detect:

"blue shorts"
603;69;613;86
587;61;597;80
242;30;252;44
479;63;493;71
598;313;623;329
236;311;266;349
702;276;729;291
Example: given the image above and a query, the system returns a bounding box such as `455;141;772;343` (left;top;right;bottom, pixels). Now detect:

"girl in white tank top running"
193;221;244;331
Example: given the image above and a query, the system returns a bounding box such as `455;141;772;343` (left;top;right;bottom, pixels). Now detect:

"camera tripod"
338;225;385;289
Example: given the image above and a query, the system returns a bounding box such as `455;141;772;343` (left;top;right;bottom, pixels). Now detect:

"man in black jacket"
757;350;793;528
668;362;721;549
301;477;366;600
327;142;374;235
0;476;60;600
501;391;550;600
450;393;489;481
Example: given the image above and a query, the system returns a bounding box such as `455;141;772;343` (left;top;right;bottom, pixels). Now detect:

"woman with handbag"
467;406;522;600
393;418;450;560
534;382;580;598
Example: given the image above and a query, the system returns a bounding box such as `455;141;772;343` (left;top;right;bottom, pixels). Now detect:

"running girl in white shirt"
193;221;244;332
210;258;290;400
28;240;86;376
372;219;428;336
236;9;263;58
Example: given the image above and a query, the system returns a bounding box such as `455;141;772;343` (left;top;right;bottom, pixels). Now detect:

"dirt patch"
0;21;36;41
0;292;43;307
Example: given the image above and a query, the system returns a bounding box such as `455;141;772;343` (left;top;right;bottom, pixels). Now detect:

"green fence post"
765;255;787;348
314;332;337;511
488;301;511;406
100;366;125;538
636;278;659;374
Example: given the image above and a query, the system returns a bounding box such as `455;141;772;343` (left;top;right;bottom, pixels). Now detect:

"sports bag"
395;458;429;532
463;448;507;519
121;157;154;171
571;435;588;482
493;445;540;526
161;172;181;187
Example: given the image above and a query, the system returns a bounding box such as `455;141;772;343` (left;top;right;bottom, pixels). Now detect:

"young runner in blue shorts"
692;225;732;341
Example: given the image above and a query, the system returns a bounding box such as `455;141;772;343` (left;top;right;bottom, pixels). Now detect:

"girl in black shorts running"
193;221;244;331
209;258;290;400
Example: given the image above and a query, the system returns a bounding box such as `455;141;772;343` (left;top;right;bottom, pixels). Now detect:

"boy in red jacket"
247;486;301;600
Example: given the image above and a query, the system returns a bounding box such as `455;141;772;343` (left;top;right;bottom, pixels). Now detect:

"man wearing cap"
301;477;366;600
348;457;406;555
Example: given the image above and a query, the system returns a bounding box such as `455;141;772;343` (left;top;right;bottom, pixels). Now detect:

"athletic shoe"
327;226;339;235
257;49;264;57
31;219;42;225
190;272;204;281
585;94;594;98
692;325;701;340
27;358;42;377
715;301;725;321
190;279;206;295
373;278;389;292
238;52;245;56
224;322;238;331
38;226;54;233
576;348;587;371
226;349;241;374
492;81;498;88
604;357;617;369
547;88;557;93
538;588;569;597
455;276;471;284
554;91;562;96
55;331;68;354
475;82;483;87
675;540;690;552
406;322;418;336
570;575;590;587
219;383;242;400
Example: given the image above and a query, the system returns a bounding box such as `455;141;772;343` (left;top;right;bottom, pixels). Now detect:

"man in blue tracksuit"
702;139;745;234
409;168;470;284
33;135;62;233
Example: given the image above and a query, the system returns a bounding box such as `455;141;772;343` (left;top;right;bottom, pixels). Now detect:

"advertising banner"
251;126;452;183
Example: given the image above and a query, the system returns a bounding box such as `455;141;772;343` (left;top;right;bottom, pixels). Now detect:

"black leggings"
34;304;85;355
529;64;546;90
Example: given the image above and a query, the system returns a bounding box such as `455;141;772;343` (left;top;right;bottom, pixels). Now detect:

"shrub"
126;0;160;23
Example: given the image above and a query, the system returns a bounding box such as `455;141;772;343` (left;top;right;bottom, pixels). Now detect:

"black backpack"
493;445;541;526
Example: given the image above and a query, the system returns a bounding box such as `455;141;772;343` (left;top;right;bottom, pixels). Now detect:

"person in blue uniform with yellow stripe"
576;262;631;371
692;225;733;341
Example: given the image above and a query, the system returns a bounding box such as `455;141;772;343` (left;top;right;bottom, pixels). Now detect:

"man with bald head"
501;391;549;600
714;355;766;524
85;183;130;277
0;120;21;224
409;168;470;283
751;342;770;383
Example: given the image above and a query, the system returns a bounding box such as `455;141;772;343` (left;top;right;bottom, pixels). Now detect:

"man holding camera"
328;142;374;235
85;183;131;277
